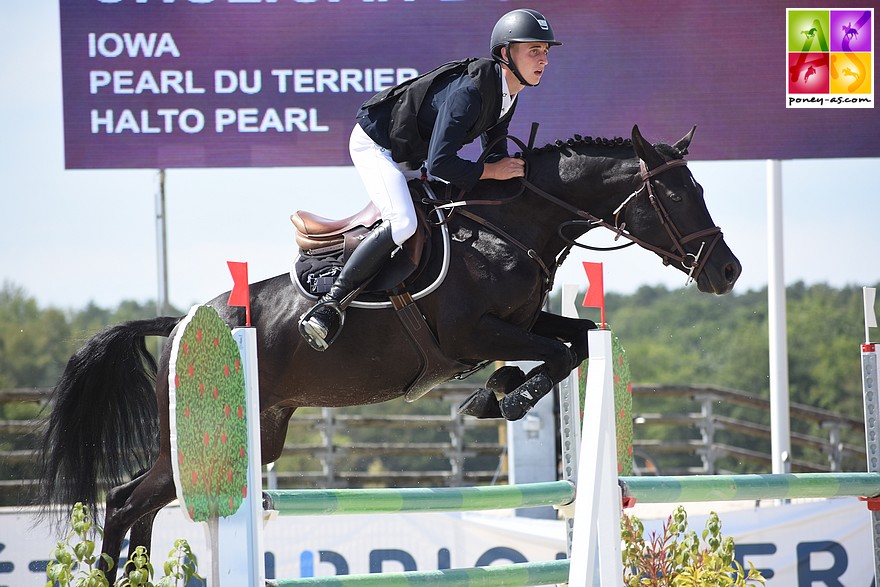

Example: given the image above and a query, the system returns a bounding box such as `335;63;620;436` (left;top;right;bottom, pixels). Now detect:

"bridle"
632;159;723;284
427;135;724;286
526;157;724;285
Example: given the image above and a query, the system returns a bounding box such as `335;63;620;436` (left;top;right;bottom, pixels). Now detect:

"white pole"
155;169;170;316
558;284;583;554
767;160;791;475
568;329;623;586
229;327;266;586
865;287;877;344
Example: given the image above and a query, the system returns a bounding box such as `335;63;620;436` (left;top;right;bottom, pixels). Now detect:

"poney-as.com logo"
787;8;874;108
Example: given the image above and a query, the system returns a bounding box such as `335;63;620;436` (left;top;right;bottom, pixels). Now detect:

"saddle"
290;199;428;299
290;181;474;401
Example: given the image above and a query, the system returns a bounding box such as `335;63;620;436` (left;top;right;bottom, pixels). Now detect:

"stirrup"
298;301;345;351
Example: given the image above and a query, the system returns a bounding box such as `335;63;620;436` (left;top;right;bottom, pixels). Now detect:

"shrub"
45;502;202;587
621;505;765;586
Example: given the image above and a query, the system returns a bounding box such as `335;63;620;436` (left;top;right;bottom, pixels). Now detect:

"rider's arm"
425;86;485;191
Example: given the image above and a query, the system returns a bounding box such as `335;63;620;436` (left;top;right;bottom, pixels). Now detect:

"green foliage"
0;282;73;389
1;280;876;491
555;281;877;473
0;282;174;390
621;505;765;586
45;503;202;587
45;502;114;587
584;281;875;419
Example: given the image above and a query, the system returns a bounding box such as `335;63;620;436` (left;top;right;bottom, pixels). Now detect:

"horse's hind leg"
458;366;528;418
99;456;177;582
128;509;161;563
97;405;295;581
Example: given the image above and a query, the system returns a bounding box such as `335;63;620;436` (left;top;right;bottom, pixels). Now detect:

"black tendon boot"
298;222;398;351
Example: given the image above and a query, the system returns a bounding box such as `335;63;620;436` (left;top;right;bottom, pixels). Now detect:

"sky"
2;3;879;315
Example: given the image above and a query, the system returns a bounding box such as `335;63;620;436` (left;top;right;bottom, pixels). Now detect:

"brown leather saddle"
290;201;429;298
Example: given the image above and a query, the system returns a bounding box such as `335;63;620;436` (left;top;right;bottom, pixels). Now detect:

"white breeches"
349;124;421;247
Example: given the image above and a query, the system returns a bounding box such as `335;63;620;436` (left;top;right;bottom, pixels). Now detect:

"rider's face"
506;42;550;88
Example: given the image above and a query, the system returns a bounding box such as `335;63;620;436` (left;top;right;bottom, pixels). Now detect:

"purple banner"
59;1;877;169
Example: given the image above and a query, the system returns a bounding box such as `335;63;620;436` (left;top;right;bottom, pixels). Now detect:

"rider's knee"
389;216;418;246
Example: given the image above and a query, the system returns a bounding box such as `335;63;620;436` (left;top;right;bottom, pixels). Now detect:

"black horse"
36;125;740;581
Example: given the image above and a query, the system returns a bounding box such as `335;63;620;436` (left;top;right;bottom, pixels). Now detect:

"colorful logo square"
830;10;872;52
788;10;830;53
789;52;829;94
830;52;873;94
787;8;874;108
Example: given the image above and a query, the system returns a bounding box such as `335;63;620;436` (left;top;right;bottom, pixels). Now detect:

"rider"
298;8;562;351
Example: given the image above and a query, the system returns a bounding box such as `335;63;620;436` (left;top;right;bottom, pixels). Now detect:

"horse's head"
624;125;741;294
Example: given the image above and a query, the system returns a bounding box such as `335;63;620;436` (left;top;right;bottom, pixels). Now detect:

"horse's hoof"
458;388;503;419
499;372;553;421
485;365;527;395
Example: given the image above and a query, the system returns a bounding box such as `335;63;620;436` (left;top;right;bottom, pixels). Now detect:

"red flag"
582;261;606;327
227;261;251;327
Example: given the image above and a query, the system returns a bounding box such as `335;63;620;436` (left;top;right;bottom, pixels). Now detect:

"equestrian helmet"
490;8;562;60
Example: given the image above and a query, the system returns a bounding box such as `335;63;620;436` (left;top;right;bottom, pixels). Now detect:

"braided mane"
530;134;633;155
524;133;685;160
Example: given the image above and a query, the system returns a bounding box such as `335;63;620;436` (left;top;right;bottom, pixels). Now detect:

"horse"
801;27;817;39
805;65;817;83
36;125;741;581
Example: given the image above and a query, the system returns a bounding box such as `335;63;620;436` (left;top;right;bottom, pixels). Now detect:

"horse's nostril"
724;263;738;283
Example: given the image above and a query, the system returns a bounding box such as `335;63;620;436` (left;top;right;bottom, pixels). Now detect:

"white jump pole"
557;284;583;555
861;287;880;583
567;328;623;586
227;326;266;586
767;159;792;476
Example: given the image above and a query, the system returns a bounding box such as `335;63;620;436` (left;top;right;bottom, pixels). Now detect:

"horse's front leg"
456;313;594;421
530;311;597;365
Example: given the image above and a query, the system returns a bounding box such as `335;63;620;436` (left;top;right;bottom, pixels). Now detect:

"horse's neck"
538;151;642;222
455;151;642;261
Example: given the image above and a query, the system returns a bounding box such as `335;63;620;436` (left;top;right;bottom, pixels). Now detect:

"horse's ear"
631;125;664;169
672;126;697;156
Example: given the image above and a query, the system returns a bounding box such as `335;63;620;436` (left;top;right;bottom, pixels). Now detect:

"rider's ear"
631;125;664;169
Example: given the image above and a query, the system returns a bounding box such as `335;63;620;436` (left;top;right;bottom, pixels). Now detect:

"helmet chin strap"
498;44;538;88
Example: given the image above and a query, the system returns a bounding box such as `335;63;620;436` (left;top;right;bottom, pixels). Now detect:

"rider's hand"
481;157;525;181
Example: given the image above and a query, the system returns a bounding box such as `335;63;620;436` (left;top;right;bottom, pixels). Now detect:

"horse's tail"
35;316;181;522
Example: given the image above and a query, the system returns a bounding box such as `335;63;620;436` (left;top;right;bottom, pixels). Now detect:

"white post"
865;287;877;344
218;327;265;586
155;170;170;316
568;329;623;586
767;159;791;475
862;343;880;582
861;288;880;582
558;284;583;554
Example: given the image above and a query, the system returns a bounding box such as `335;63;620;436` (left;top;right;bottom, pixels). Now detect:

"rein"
519;157;722;284
427;134;723;286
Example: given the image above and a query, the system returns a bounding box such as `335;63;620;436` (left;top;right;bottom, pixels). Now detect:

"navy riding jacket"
357;58;517;192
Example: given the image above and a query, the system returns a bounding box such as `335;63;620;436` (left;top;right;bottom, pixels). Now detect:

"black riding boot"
298;222;398;351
